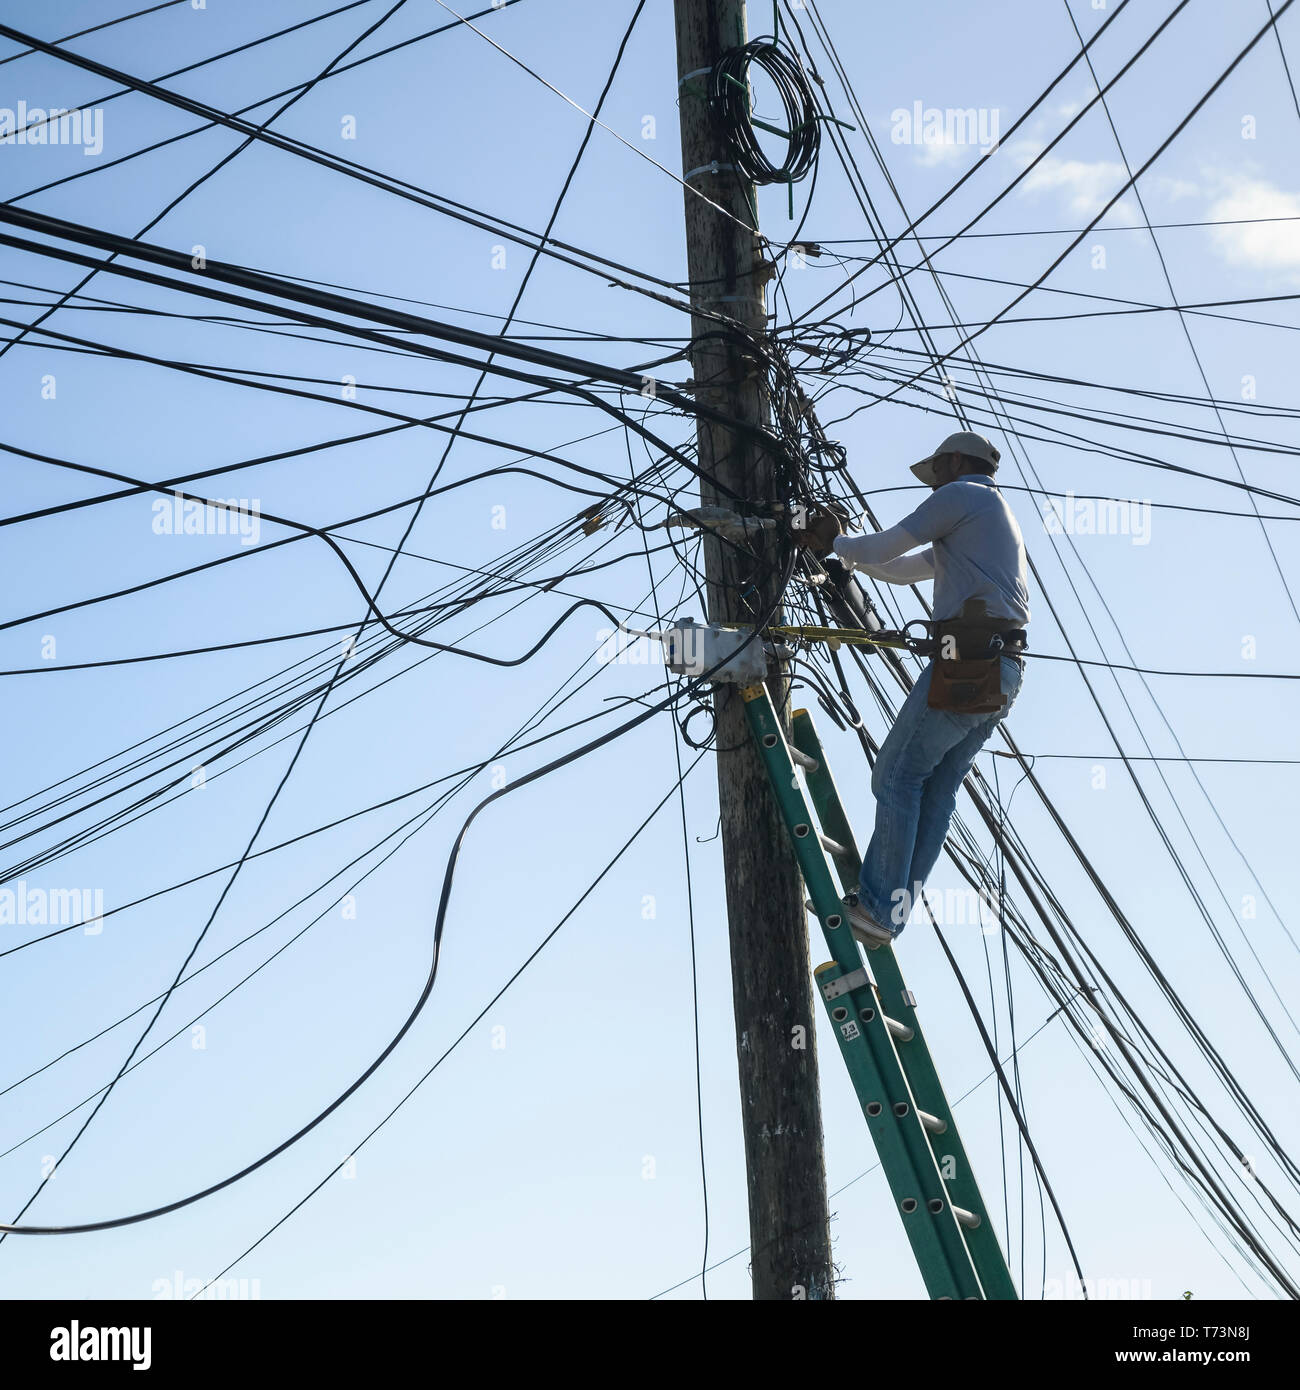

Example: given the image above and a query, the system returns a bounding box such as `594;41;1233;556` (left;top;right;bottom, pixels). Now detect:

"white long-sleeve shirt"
831;476;1031;625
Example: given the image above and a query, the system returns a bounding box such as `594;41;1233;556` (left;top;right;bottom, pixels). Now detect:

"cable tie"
683;160;738;182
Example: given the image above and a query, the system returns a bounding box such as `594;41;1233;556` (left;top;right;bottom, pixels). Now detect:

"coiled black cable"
710;39;820;188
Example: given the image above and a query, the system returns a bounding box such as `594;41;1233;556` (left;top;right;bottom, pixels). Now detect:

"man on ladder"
795;432;1031;947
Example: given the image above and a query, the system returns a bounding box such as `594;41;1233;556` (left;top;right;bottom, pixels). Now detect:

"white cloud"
1153;174;1199;201
1001;151;1297;274
1204;175;1300;274
1016;153;1128;217
1008;150;1198;225
914;131;969;166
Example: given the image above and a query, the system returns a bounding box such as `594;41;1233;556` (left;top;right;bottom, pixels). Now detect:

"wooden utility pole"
672;0;834;1300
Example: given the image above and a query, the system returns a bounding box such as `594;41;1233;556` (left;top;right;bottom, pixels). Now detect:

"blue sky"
1;0;1298;1300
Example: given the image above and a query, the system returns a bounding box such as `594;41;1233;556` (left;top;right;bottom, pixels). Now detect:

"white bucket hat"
910;431;1001;487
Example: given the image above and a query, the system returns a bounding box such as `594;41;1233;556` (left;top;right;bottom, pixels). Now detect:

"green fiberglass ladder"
741;681;1018;1301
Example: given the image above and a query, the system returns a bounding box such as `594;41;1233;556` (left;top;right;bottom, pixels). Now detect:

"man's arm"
830;523;934;581
847;548;936;584
794;491;955;580
825;482;975;581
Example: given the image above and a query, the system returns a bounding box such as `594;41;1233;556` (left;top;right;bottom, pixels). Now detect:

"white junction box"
660;617;768;685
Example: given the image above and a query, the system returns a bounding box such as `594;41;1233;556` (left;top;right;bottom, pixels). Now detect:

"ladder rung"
883;1013;914;1042
789;745;819;771
818;832;851;860
952;1205;981;1230
918;1109;947;1136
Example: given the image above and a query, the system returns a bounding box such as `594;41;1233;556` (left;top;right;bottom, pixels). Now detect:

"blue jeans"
858;656;1023;936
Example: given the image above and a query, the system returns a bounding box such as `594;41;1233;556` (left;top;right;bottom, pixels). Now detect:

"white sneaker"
843;898;894;950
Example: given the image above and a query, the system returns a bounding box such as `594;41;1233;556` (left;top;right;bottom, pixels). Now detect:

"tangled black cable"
710;39;820;188
758;332;854;493
677;698;717;751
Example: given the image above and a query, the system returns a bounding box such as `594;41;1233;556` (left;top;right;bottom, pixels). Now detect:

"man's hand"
792;504;845;553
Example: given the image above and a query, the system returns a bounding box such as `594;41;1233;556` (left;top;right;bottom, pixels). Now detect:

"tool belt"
926;600;1026;715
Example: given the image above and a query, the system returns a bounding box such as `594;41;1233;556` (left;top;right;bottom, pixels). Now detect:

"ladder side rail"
743;685;986;1299
791;707;1020;1302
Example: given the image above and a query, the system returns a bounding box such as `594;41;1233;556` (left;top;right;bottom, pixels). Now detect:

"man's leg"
902;657;1025;925
903;721;994;917
858;662;986;930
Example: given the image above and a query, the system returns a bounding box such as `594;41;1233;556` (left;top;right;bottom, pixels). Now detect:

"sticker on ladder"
840;1020;860;1041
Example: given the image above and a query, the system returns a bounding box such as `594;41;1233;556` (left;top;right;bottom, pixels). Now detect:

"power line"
0;560;790;1235
0;0;188;65
192;749;708;1296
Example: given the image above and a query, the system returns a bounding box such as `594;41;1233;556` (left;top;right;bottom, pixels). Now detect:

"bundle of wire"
709;37;820;187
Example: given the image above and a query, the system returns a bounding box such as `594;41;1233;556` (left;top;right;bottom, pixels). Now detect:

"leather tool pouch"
928;655;1006;714
927;599;1010;714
